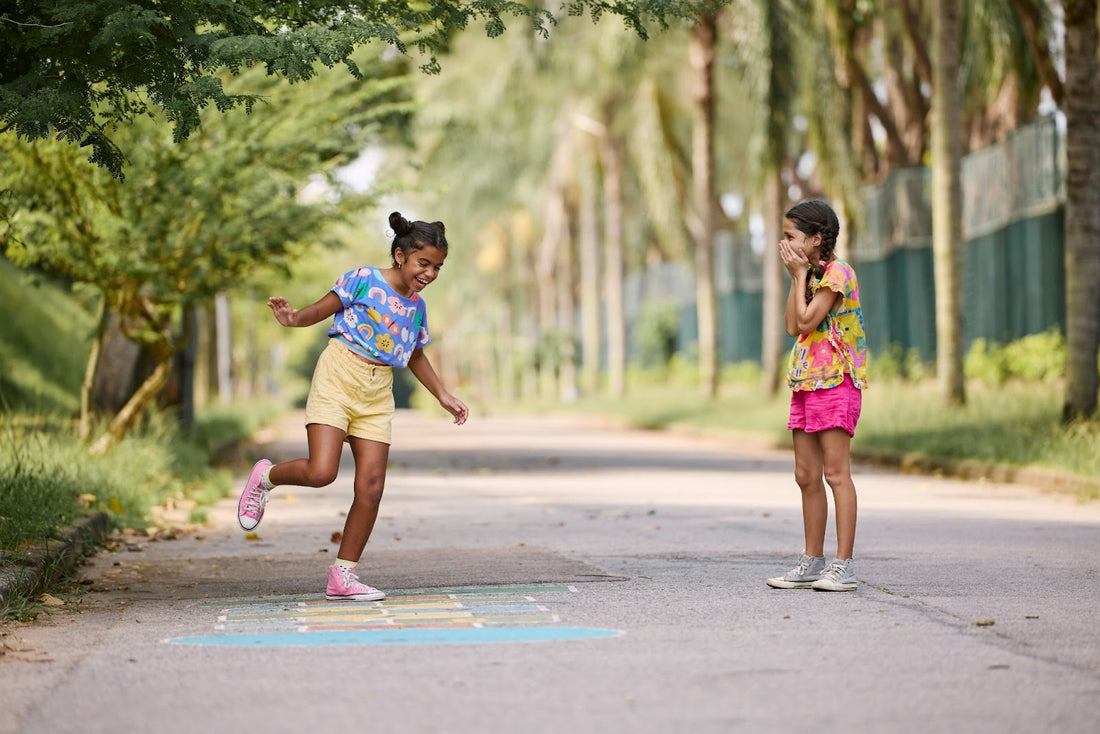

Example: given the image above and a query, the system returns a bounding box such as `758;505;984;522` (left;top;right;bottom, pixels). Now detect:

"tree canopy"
0;0;712;178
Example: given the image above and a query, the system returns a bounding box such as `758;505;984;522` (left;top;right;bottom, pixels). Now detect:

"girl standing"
766;200;868;592
237;211;468;601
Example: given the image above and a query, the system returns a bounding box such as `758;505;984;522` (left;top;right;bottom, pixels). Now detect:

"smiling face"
394;244;447;295
782;217;822;262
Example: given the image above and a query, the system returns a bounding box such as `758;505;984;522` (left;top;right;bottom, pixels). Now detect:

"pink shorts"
788;374;863;438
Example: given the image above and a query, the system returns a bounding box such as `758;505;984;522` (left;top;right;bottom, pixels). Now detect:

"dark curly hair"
784;199;840;302
388;211;449;266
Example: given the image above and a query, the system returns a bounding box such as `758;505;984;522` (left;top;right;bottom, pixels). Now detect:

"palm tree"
932;0;966;405
757;0;797;395
688;8;721;397
1060;0;1100;421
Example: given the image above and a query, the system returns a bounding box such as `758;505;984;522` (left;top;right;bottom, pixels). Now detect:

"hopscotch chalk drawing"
167;584;622;647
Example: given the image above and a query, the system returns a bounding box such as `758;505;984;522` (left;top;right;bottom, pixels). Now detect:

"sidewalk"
2;409;1099;734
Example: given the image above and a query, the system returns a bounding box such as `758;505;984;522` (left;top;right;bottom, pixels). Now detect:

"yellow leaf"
244;532;260;541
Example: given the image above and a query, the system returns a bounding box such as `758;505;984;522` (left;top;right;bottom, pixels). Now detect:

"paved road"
2;410;1098;734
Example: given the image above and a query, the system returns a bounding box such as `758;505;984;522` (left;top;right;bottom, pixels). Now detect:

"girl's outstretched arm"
407;348;469;425
268;292;343;328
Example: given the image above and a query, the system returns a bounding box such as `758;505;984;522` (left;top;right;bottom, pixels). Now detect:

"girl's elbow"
795;317;822;335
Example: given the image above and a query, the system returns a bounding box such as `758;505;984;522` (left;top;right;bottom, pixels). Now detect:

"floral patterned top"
786;258;868;392
327;267;430;367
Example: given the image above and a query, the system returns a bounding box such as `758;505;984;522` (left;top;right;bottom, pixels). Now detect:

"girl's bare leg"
336;436;390;562
820;428;857;559
267;423;346;488
791;429;828;558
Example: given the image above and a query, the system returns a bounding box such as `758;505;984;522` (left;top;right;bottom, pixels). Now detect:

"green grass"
485;371;1099;502
858;381;1100;480
1;399;285;617
0;400;284;554
0;259;94;415
0;421;88;551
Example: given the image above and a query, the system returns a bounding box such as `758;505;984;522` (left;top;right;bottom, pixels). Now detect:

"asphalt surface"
1;409;1098;734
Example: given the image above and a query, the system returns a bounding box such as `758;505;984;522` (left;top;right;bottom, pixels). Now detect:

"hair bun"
389;211;412;236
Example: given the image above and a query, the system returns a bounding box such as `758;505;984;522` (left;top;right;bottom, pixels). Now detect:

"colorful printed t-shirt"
328;267;429;368
787;258;868;392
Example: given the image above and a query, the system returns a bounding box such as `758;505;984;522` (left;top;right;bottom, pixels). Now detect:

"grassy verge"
0;399;284;618
484;368;1099;502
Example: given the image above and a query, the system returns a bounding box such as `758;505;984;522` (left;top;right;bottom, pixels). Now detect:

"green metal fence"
623;116;1066;366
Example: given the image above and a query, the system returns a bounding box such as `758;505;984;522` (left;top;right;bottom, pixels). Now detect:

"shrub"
965;329;1065;385
633;301;681;369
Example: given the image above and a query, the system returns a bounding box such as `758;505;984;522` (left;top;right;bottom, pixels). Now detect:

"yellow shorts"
305;340;395;444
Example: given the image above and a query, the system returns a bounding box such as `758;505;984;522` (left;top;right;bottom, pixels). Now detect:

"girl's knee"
351;490;384;513
823;465;852;491
353;475;386;503
303;463;340;487
794;470;824;492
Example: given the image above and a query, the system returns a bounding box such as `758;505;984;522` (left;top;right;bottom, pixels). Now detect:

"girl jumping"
236;211;468;601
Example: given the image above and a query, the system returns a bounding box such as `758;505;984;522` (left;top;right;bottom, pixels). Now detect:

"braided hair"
784;200;840;303
388;211;449;266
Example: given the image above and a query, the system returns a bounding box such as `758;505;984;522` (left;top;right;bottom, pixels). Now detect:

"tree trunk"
513;211;540;400
215;292;232;403
536;188;565;400
689;11;719;398
578;142;602;396
761;172;786;395
932;0;966;405
179;308;197;431
536;122;575;400
79;297;109;441
556;215;578;403
88;358;172;456
89;312;143;415
1061;0;1100;421
600;131;627;398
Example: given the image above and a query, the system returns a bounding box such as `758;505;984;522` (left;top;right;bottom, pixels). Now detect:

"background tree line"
400;0;1098;422
1;0;1097;454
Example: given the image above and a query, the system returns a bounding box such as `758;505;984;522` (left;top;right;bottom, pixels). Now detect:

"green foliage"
0;398;282;553
0;422;87;552
633;300;681;368
1;50;410;448
858;380;1099;496
871;332;1069;387
0;257;94;414
1;0;710;177
871;344;934;382
964;329;1066;385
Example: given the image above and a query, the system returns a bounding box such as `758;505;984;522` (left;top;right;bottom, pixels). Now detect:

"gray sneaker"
766;554;826;589
811;558;858;591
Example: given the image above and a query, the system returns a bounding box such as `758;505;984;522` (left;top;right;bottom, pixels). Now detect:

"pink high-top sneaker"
237;459;273;531
326;565;386;601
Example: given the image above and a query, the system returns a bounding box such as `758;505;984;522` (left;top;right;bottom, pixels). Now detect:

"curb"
0;512;111;612
850;448;1100;500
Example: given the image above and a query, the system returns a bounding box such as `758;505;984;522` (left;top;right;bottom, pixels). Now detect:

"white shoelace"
242;487;268;516
339;567;373;591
